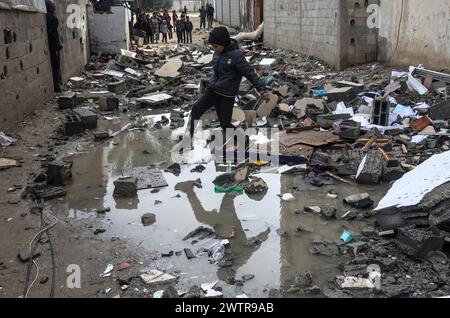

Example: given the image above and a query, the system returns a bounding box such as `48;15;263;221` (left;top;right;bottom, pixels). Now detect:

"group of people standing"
199;3;215;29
133;4;215;46
133;9;174;44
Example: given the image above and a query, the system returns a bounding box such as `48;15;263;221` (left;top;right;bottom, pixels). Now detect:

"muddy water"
51;111;387;297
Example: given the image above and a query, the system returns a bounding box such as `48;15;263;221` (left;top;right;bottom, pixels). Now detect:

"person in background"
183;5;187;14
183;27;270;150
160;20;169;43
207;3;215;29
133;11;148;44
45;0;63;92
144;14;154;43
172;9;179;24
162;10;172;40
179;15;187;44
185;16;193;44
199;5;207;29
176;18;183;44
150;11;161;43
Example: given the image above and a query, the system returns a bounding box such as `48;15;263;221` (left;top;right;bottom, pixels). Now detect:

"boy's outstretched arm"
234;53;270;101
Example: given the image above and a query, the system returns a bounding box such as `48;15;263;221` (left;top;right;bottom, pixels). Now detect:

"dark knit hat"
208;27;231;47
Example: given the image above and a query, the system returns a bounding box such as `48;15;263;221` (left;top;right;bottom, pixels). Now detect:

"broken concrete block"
320;207;336;219
64;113;84;136
140;270;177;286
356;151;384;185
339;120;361;140
47;160;72;186
57;92;77;110
382;160;405;182
397;227;444;260
94;131;110;140
141;213;156;226
371;98;389;126
344;193;374;209
325;87;356;102
99;96;119;111
73;108;97;129
113;177;138;198
0;158;18;170
430;100;450;120
317;114;351;129
107;80;126;94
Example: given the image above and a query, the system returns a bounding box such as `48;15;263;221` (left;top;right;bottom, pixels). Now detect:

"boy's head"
208;27;230;53
45;0;55;13
186;16;190;21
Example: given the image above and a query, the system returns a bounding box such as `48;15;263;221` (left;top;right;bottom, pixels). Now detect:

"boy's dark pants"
189;89;234;139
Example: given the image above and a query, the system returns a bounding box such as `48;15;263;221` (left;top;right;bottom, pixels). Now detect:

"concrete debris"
0;158;18;170
140;270;177;286
113;177;138;198
141;213;156;226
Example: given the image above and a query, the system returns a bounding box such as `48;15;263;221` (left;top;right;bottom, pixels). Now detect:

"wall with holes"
0;9;53;129
264;0;341;68
263;0;379;70
379;0;450;70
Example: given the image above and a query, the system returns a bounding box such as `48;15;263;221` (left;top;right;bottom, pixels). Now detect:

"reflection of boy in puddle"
175;180;270;281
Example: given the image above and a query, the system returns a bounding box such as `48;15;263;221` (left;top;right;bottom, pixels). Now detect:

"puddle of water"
52;112;388;297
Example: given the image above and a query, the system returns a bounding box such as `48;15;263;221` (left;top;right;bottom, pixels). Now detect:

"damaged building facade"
216;0;449;72
0;0;89;129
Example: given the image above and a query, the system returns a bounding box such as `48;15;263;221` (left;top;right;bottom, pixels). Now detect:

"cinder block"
73;108;97;129
58;92;77;110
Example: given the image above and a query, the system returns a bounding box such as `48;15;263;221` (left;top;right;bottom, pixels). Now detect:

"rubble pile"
11;38;450;298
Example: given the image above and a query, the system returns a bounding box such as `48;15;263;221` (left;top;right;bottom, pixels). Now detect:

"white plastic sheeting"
375;151;450;211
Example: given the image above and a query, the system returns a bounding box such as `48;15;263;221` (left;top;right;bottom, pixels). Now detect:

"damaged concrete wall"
56;0;89;81
0;9;53;129
88;5;130;55
379;0;450;70
264;0;341;68
214;0;252;30
264;0;379;70
340;0;379;68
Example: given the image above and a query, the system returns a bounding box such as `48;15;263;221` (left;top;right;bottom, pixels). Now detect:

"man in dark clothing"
175;19;183;44
183;5;187;14
45;0;63;93
185;16;193;44
133;13;148;43
179;15;187;44
199;6;207;29
186;27;269;146
207;3;215;29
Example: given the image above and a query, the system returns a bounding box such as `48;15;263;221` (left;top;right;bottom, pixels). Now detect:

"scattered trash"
281;193;295;201
101;264;114;278
0;132;17;147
